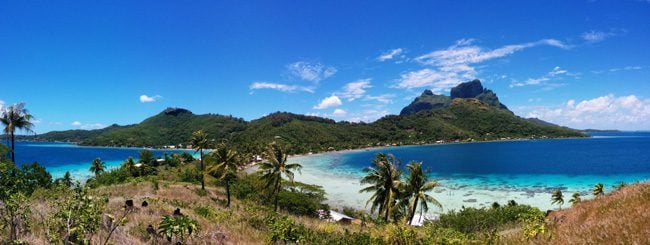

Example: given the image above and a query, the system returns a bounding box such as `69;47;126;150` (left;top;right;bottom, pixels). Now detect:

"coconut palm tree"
206;144;242;207
551;189;564;210
89;157;106;177
593;183;605;198
258;143;302;212
569;192;581;206
191;130;211;190
1;103;35;163
122;156;136;175
360;153;402;222
400;161;442;225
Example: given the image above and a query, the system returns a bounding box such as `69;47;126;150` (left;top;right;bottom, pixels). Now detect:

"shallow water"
288;132;650;212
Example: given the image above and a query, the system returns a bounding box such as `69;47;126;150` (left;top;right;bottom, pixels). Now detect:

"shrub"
85;167;131;188
179;167;201;184
434;204;540;234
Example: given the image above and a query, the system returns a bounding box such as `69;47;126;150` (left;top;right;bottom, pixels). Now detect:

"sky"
1;0;649;133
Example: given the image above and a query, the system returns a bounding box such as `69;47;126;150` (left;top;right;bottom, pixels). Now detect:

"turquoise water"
288;132;650;210
9;141;195;179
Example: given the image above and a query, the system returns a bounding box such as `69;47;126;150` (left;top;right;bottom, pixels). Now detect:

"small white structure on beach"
318;210;354;224
409;213;439;227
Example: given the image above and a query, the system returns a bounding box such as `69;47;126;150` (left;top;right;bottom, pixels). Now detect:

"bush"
434;204;540;234
179;167;202;184
85;168;132;188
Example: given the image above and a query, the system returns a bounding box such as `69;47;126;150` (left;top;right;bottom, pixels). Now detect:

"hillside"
30;80;586;152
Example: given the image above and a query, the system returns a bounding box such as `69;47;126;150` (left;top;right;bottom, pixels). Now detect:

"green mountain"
30;80;586;153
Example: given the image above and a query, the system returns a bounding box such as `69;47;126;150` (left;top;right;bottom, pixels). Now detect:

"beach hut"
328;210;354;224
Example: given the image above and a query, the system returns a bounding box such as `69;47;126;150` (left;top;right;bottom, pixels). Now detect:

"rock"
451;79;484;99
142;200;148;207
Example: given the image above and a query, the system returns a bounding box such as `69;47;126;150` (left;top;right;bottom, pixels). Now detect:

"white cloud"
287;61;336;82
517;94;650;130
249;82;314;93
313;95;343;109
395;38;569;91
0;100;4;110
140;94;162;103
347;109;391;123
364;94;394;104
71;121;106;130
378;48;404;61
339;79;372;101
582;30;611;43
332;109;347;116
509;66;575;89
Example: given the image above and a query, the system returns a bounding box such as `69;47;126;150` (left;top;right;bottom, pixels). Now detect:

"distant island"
25;80;586;154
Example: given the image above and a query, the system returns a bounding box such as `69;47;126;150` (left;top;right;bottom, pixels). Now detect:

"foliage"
89;157;105;176
518;208;547;240
206;143;242;207
551;189;564;209
400;161;442;225
47;185;106;244
158;215;200;244
264;215;306;244
85;167;132;188
593;183;605;198
179;165;202;184
191;130;211;190
0;192;31;241
258;143;302;212
1;103;35;163
138;150;155;165
359;153;401;221
277;181;327;216
569;192;581;206
435;204;542;235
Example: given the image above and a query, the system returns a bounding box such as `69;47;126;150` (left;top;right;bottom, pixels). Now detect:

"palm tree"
569;192;581;206
191;130;211;190
551;189;564;210
400;161;442;225
1;103;35;163
89;158;106;177
258;143;302;212
360;153;402;222
206;144;242;207
593;183;605;198
122;156;136;175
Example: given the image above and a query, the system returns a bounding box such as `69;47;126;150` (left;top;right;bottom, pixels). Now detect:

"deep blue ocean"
8;141;193;179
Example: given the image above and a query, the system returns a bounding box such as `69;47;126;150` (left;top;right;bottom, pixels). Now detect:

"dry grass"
503;182;650;244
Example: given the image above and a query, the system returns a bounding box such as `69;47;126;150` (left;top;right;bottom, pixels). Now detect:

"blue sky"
1;0;649;133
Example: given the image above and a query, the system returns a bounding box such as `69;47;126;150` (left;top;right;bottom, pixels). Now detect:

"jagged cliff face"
400;79;509;116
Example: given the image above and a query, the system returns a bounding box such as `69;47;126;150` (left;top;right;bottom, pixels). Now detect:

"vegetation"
1;102;35;163
206;143;242;207
593;183;605;197
191;130;211;190
401;161;442;225
359;153;401;222
551;189;564;210
569;192;581;206
89;157;106;177
258;143;303;212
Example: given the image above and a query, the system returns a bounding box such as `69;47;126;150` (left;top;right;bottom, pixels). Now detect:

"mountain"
400;79;508;116
30;80;586;153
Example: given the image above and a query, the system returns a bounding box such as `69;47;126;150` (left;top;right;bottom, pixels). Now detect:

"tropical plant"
359;153;402;222
569;192;581;206
89;157;106;177
593;183;605;198
191;130;212;190
551;189;564;210
158;215;199;244
206;143;242;207
1;103;35;163
48;185;105;243
614;181;627;191
0;192;30;241
400;161;442;225
258;143;302;212
122;156;136;176
138;150;155;165
60;171;73;188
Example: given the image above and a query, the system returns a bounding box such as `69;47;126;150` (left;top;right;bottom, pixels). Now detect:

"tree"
191;130;212;190
0;192;30;241
593;183;605;198
258;143;302;212
569;192;581;206
48;185;105;243
400;161;442;225
89;158;106;177
122;157;136;176
206;143;242;207
61;171;73;188
1;103;35;163
360;153;402;222
551;189;564;210
158;215;199;244
138;150;155;166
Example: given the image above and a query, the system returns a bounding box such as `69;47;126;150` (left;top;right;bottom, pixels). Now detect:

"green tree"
191;130;212;190
89;158;106;177
0;192;30;241
551;189;564;210
21;162;53;194
360;153;402;222
1;103;35;163
138;149;155;165
158;215;199;244
206;144;242;207
258;143;302;212
593;183;605;198
60;171;73;188
400;161;442;225
569;192;581;206
122;157;136;176
48;185;105;243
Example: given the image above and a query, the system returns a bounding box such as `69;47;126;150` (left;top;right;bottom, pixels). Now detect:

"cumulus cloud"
378;48;404;61
71;121;106;130
582;30;611;43
249;82;314;93
517;94;650;130
364;94;394;104
287;61;337;82
140;94;162;103
71;121;82;126
313;95;343;109
332;109;347;116
394;38;569;92
339;79;372;101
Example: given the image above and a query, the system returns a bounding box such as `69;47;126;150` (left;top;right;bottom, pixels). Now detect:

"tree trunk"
226;180;231;207
11;131;15;163
383;192;391;222
274;181;281;212
408;195;420;225
200;149;205;190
